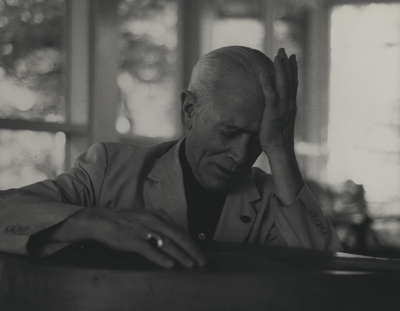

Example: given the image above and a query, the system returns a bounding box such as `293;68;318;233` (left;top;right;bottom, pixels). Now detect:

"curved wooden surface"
1;242;400;311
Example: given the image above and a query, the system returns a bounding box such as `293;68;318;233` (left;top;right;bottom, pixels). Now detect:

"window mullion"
66;0;91;170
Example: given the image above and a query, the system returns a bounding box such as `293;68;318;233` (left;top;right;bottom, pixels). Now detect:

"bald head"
188;46;275;105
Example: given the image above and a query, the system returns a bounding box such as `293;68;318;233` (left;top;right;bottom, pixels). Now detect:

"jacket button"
315;219;322;226
309;210;316;218
240;215;252;223
321;226;327;234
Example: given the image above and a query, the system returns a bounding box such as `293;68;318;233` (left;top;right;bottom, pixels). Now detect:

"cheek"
187;129;217;167
203;138;232;163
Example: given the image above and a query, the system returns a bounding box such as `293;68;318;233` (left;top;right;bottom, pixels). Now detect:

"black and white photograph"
0;0;399;310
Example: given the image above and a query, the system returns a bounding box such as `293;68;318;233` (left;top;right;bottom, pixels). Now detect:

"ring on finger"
147;233;164;248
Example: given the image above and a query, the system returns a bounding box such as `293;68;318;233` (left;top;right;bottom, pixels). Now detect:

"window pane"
0;0;66;123
212;18;264;51
0;130;65;189
328;3;400;214
328;3;400;250
116;0;179;141
212;0;264;51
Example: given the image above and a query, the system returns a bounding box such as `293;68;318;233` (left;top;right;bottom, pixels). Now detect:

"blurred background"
0;0;399;257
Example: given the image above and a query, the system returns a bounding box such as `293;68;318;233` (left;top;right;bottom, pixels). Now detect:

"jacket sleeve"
0;143;108;256
267;184;343;252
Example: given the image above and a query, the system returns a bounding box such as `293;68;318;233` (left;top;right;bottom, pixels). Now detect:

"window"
0;0;91;190
327;2;400;247
0;0;68;189
116;0;181;144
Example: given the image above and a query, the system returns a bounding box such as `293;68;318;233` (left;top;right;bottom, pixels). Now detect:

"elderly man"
0;46;342;268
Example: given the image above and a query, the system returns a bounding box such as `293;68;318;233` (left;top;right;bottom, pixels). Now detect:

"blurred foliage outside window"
212;18;264;51
0;0;66;189
212;0;264;51
0;0;66;122
0;130;65;189
116;0;180;141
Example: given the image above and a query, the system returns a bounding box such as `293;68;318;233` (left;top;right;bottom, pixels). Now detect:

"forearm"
269;184;343;252
29;207;206;267
27;207;102;256
0;188;87;255
265;147;304;205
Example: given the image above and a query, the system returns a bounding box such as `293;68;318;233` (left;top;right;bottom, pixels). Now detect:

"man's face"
185;78;264;193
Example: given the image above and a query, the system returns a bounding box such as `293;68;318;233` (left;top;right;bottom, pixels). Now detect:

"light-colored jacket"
0;140;343;256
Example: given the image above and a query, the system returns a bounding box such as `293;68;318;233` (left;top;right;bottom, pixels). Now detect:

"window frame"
0;0;121;174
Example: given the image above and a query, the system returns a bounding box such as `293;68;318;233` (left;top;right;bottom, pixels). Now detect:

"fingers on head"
289;54;299;94
277;49;292;80
274;55;288;87
275;49;299;84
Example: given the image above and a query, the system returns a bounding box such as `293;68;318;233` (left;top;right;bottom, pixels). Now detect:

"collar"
147;139;261;241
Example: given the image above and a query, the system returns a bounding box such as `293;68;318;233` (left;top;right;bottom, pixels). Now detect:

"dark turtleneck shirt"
179;140;226;241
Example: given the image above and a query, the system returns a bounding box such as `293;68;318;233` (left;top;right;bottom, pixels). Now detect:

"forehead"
207;78;264;131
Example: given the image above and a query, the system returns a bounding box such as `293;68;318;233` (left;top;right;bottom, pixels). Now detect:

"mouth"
214;164;242;178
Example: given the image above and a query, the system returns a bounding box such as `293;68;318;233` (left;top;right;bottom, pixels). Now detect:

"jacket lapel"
146;140;261;240
213;174;260;242
147;141;189;232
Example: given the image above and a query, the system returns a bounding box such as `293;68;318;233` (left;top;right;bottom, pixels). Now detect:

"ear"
180;90;196;130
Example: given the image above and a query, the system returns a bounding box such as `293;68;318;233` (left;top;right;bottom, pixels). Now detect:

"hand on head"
259;48;298;155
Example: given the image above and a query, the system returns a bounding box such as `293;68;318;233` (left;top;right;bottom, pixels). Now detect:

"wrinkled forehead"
189;45;275;91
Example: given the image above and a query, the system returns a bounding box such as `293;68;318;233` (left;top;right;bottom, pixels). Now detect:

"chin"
204;179;237;194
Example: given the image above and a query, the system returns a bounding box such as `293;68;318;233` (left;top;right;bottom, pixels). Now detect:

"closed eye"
220;130;238;138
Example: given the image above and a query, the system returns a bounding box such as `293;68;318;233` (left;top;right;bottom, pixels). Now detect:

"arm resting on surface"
27;205;206;268
0;143;205;267
0;188;87;256
0;143;108;256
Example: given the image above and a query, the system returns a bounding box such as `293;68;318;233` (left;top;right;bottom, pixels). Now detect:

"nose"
227;137;249;166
